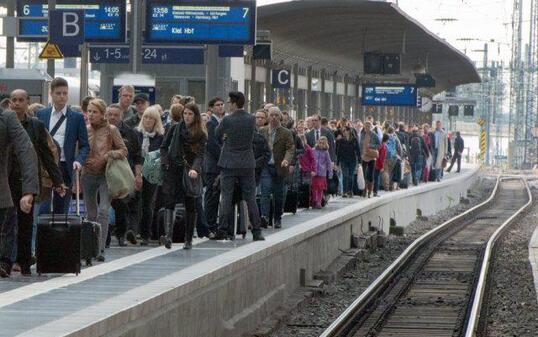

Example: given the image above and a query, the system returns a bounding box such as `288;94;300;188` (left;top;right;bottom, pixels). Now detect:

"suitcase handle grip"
50;171;81;218
47;221;70;229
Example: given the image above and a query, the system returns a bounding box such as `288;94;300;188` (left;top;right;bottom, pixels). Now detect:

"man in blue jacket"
37;77;90;214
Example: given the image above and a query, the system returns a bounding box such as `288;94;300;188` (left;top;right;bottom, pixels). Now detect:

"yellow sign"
479;129;487;160
39;41;64;59
477;118;486;126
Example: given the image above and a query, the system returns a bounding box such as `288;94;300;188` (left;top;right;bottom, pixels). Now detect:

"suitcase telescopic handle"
49;169;81;219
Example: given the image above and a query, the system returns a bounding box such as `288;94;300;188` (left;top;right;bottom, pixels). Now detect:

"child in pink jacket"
311;136;333;209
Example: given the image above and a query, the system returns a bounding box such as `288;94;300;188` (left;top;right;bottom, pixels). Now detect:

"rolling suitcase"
284;186;299;214
81;221;101;266
172;204;186;243
36;173;82;275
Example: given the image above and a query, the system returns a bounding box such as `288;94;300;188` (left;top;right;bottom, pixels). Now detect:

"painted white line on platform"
0;238;208;309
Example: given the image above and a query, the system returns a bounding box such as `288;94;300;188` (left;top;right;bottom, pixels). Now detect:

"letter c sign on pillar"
272;69;291;89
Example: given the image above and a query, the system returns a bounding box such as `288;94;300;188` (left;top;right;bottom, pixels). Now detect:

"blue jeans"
373;169;381;193
340;162;356;194
411;157;423;184
260;166;286;222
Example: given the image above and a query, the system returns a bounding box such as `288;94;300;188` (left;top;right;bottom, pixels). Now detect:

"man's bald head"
10;89;30;118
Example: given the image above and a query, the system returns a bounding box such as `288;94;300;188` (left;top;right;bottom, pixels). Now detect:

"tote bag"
106;157;135;199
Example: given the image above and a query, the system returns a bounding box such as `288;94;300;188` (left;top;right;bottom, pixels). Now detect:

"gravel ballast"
485;189;538;337
251;176;495;337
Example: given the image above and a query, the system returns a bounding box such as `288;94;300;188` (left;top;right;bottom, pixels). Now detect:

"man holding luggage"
37;77;90;214
0;107;39;278
258;107;295;228
214;92;264;241
8;89;65;275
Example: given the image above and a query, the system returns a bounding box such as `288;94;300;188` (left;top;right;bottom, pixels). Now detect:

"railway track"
320;177;532;337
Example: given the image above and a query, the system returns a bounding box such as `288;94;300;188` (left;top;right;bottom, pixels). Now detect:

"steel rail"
319;175;502;337
464;177;533;337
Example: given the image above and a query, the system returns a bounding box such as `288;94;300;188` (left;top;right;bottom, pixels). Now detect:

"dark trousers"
218;169;261;235
260;166;285;222
0;207;16;270
203;172;220;232
362;160;376;183
447;153;461;172
111;198;129;238
196;196;209;237
15;199;34;268
139;178;157;240
340;162;355;194
55;162;72;213
162;163;198;242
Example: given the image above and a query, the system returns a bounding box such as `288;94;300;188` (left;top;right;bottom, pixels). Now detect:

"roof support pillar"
250;59;257;113
332;72;338;119
307;66;314;116
354;77;360;121
293;63;300;119
265;60;274;104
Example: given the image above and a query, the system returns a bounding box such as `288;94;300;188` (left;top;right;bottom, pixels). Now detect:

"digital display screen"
145;0;256;45
17;0;126;42
362;84;418;106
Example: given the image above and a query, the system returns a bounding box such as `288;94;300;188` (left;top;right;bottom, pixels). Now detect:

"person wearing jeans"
258;107;295;228
81;99;127;261
336;126;361;198
134;106;164;245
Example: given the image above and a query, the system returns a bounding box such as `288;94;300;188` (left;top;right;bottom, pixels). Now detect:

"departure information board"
17;0;126;42
362;84;418;106
145;0;256;45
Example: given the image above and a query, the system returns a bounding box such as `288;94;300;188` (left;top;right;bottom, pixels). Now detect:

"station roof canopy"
257;0;481;94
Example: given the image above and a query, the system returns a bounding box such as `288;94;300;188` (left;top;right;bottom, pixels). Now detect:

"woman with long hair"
160;102;207;249
82;98;127;260
135;105;164;245
360;121;381;198
336;126;361;197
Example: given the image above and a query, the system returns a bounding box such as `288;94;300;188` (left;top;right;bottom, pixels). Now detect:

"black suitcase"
81;221;101;266
429;168;437;182
284;187;299;214
172;204;186;243
37;174;83;275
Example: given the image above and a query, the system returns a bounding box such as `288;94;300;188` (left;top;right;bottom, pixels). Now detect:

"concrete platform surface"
0;166;478;337
529;222;538;299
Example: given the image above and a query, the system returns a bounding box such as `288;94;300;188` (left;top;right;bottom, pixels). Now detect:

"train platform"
530;222;538;298
0;166;478;337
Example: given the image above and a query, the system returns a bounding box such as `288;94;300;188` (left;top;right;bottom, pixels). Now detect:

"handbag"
365;148;379;159
106;157;135;199
142;150;163;185
182;149;202;198
357;165;366;190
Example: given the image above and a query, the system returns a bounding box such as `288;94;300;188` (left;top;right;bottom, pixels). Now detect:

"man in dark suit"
203;97;225;233
214;92;264;241
447;131;464;173
258;107;295;228
306;114;336;162
9;89;65;275
0;108;39;277
37;77;90;214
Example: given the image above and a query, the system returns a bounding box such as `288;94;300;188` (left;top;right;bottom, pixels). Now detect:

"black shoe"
252;231;265;241
211;231;229;240
207;231;217;240
274;220;282;229
96;255;105;262
118;236;127;247
165;238;172;249
0;263;10;278
20;265;31;276
260;216;269;229
126;230;138;245
183;241;192;250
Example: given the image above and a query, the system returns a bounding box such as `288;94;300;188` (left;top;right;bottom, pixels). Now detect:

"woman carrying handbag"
160;103;207;250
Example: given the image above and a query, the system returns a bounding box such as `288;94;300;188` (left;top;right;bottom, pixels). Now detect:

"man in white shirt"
37;77;89;214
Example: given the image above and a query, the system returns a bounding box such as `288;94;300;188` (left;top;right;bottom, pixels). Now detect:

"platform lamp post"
47;0;56;77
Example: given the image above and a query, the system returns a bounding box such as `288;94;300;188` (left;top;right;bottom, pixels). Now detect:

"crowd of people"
0;76;465;277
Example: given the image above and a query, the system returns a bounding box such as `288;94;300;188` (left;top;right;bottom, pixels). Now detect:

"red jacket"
375;143;387;171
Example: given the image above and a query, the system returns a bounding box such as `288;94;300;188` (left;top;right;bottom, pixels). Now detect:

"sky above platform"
258;0;519;66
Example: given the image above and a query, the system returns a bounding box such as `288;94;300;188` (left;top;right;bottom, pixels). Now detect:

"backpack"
386;136;398;159
410;135;422;159
30;119;61;188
